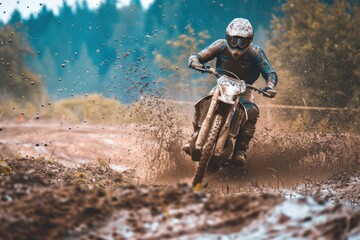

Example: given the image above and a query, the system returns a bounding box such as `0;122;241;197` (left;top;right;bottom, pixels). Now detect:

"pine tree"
33;47;58;96
9;10;22;25
0;26;45;104
60;44;99;98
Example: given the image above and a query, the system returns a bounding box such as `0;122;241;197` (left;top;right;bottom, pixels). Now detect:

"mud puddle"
1;158;360;239
1;119;360;238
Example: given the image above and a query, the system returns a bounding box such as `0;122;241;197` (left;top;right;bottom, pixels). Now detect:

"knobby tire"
192;114;223;188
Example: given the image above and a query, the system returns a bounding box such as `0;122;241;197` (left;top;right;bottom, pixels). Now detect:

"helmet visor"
226;36;252;49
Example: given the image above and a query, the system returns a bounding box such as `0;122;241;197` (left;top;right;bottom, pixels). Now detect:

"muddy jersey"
189;39;278;87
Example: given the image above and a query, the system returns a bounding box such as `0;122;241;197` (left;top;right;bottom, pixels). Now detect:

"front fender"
194;94;212;127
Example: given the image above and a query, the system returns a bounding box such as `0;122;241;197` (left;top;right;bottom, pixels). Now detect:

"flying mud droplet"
139;96;195;182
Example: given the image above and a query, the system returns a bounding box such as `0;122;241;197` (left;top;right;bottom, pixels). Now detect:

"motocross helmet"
226;18;253;59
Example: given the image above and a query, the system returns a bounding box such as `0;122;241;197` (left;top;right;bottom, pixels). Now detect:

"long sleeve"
188;39;227;69
256;49;278;88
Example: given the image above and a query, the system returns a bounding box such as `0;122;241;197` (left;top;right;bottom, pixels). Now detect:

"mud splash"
1;158;360;239
194;130;360;195
1;113;358;188
136;99;360;188
1;110;360;238
137;97;195;183
248;131;360;178
296;170;360;205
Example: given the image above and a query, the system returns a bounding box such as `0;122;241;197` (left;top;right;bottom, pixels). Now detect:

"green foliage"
60;44;100;98
0;25;45;105
145;0;281;43
9;1;282;102
155;25;213;99
268;0;360;108
41;94;146;123
0;99;39;120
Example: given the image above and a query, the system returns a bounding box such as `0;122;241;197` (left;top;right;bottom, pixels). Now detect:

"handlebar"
246;84;274;98
194;67;276;98
194;67;221;78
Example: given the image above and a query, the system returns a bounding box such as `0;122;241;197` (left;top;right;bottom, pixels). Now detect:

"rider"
183;18;278;166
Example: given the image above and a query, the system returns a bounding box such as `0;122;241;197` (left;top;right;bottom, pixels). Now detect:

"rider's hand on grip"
194;64;216;75
207;67;217;75
202;64;211;74
190;61;205;72
260;86;277;98
266;89;277;98
204;64;216;75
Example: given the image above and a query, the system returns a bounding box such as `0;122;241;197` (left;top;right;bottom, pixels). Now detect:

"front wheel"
192;114;223;189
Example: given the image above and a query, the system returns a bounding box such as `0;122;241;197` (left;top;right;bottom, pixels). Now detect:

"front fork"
213;96;240;157
195;87;240;156
195;88;220;151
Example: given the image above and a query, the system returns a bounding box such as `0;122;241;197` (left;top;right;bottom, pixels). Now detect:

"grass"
0;94;147;124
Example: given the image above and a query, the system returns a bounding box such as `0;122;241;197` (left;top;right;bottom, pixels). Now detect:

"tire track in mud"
1;122;360;239
1;166;360;239
185;129;360;201
1;117;359;198
135;99;360;194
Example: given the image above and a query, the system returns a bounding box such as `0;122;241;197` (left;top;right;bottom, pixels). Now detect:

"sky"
0;0;155;23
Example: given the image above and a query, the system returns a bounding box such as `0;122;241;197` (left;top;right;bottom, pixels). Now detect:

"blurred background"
0;0;359;131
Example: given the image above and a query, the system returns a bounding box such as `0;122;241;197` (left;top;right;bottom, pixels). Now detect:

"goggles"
226;35;252;49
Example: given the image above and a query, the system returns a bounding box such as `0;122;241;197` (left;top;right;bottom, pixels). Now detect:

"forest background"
0;0;359;131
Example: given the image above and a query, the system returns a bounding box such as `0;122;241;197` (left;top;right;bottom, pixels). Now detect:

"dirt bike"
188;67;275;190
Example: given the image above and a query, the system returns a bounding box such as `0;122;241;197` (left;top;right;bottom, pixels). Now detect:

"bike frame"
195;72;247;157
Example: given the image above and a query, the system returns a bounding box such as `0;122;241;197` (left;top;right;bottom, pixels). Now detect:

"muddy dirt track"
0;120;360;239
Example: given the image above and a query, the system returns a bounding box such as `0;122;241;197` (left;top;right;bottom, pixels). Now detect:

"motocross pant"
235;89;259;153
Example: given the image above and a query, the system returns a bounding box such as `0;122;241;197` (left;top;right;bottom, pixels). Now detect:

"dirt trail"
1;120;359;194
0;121;150;177
1;119;360;239
1;158;360;239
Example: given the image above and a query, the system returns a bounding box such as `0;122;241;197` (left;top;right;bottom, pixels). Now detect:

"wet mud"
0;119;360;239
0;157;360;239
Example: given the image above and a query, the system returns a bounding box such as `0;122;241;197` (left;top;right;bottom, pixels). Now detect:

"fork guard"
193;92;247;158
195;89;220;151
214;101;247;157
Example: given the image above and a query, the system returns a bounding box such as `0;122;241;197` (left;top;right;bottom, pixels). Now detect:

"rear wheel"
192;114;223;189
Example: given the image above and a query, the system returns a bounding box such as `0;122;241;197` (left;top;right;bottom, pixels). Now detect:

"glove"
204;65;216;75
201;64;211;74
193;63;215;74
260;86;277;98
190;61;204;70
190;62;208;73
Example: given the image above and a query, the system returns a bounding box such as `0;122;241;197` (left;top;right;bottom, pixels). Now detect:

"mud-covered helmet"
226;18;253;59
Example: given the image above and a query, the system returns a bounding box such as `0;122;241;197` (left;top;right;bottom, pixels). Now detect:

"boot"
232;150;246;166
182;121;199;156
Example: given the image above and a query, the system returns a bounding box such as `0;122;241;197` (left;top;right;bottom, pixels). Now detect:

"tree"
88;0;119;75
154;25;212;100
61;44;100;98
28;47;59;97
268;0;360;108
0;26;45;104
9;10;22;25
